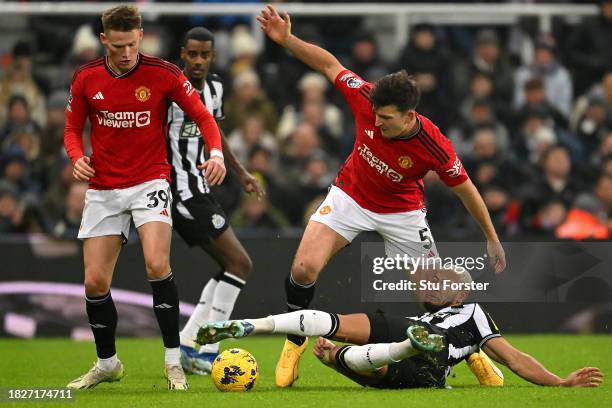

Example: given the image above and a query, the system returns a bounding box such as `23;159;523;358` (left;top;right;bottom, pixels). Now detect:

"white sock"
165;347;180;365
245;317;275;333
388;338;418;361
341;341;416;372
200;272;245;354
269;310;334;337
180;277;218;348
97;354;118;371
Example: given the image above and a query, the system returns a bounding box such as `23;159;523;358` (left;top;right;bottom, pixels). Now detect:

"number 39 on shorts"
146;189;171;209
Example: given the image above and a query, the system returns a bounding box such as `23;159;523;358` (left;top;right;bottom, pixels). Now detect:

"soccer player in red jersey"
257;5;507;388
63;6;226;391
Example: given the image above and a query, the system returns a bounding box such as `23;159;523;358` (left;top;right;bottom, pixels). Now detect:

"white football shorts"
310;185;438;259
78;179;172;241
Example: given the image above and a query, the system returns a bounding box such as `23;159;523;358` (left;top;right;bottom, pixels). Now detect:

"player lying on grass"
196;266;603;389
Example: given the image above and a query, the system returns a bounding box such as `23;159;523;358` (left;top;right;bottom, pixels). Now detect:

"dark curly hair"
370;70;420;112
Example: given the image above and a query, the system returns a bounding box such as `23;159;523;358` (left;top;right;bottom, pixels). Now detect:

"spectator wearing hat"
514;35;573;118
229;25;259;78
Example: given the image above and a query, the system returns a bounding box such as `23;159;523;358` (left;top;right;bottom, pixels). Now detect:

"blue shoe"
180;345;217;375
196;320;254;346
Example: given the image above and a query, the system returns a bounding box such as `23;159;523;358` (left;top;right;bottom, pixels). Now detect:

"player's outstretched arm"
257;4;345;83
451;179;506;273
483;337;604;387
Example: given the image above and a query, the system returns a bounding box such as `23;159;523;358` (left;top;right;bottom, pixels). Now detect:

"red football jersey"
334;70;469;213
64;54;222;190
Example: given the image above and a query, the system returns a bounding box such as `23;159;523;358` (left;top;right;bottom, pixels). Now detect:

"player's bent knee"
290;259;321;285
145;257;171;279
225;253;253;280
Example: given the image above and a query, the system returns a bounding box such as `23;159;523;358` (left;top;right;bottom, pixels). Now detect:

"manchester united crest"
135;86;151;102
319;205;332;215
398;155;413;169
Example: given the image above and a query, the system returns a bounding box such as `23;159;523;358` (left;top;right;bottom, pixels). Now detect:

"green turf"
0;335;610;407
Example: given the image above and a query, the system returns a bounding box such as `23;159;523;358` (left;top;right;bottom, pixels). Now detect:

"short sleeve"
333;69;373;115
473;304;502;347
427;129;469;187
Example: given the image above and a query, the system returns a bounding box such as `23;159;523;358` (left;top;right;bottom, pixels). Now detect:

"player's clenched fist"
198;156;226;186
73;156;95;181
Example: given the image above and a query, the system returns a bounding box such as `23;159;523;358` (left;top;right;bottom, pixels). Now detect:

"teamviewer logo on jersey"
96;110;151;128
357;143;404;182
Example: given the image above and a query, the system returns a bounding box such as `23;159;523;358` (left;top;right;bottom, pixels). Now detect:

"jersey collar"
393;116;422;141
105;53;142;79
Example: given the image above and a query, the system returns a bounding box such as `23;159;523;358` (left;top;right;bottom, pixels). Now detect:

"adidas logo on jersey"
365;129;374;139
160;209;169;216
92;91;105;100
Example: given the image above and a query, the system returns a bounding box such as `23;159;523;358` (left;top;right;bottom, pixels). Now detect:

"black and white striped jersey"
410;303;501;374
167;73;224;201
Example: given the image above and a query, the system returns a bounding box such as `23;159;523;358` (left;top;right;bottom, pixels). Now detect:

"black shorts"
172;193;230;246
366;311;447;389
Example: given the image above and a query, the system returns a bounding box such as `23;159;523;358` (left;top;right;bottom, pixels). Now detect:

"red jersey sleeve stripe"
141;55;181;75
359;85;372;100
141;58;181;75
418;129;450;161
141;61;181;77
416;132;448;165
141;56;181;76
141;57;181;73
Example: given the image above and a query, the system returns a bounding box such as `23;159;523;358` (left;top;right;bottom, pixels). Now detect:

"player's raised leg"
67;236;124;390
138;221;188;390
277;220;348;387
180;227;251;375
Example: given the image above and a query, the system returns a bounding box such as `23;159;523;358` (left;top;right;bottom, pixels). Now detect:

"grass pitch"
0;335;610;408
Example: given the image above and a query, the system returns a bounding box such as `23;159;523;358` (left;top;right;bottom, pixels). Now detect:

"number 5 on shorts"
419;228;433;250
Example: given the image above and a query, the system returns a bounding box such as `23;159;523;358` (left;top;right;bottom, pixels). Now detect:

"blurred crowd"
1;0;612;240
